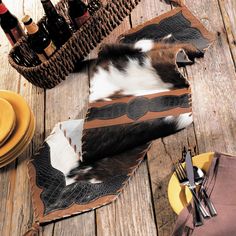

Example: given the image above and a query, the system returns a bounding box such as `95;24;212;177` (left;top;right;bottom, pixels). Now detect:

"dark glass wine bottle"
0;1;25;46
22;15;56;63
41;0;72;48
68;0;90;30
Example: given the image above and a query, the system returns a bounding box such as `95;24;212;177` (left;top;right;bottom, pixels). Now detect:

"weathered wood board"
0;0;236;235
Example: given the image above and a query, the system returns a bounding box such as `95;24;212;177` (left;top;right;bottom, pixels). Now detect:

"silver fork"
181;148;217;217
174;162;210;225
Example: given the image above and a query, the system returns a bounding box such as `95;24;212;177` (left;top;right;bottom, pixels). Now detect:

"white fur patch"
89;57;173;102
89;67;120;102
165;112;193;130
89;178;102;184
162;34;173;41
134;39;154;52
59;119;84;157
176;112;193;130
46;120;84;185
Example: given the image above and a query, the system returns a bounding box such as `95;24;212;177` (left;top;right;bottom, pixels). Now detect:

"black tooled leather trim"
87;93;190;121
120;12;209;52
32;142;139;215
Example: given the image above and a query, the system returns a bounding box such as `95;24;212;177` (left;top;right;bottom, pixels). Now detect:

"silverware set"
174;149;217;227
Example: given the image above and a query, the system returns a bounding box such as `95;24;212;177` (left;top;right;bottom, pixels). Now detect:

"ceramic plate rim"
0;111;35;161
0;97;16;146
0;112;35;167
0;90;31;156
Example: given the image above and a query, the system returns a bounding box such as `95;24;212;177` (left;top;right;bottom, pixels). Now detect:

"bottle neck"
25;20;39;35
41;0;58;18
0;3;9;14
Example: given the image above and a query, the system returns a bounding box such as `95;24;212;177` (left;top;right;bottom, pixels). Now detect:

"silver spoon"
193;166;217;217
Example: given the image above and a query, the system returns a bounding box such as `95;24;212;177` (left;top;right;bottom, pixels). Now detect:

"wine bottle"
68;0;90;30
0;1;25;46
41;0;72;48
22;15;56;63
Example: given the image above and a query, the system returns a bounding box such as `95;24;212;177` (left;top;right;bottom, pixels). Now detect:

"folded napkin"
173;152;236;236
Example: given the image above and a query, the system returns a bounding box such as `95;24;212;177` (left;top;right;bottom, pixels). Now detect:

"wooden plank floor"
0;0;235;235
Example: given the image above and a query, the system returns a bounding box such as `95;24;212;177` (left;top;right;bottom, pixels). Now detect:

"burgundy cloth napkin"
173;152;236;236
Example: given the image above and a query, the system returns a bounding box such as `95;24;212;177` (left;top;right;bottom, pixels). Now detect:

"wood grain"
0;0;43;236
185;0;236;154
0;0;21;233
218;0;236;68
0;0;236;235
96;162;157;236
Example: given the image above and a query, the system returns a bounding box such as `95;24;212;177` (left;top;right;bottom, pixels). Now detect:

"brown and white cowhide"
89;40;195;102
63;40;193;184
27;6;216;225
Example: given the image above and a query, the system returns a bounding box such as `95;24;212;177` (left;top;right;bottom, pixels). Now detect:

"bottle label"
26;21;39;35
37;41;57;62
74;11;90;28
0;4;8;14
44;41;56;57
5;23;25;46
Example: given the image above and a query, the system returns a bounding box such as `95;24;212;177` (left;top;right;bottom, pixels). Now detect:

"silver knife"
185;151;210;219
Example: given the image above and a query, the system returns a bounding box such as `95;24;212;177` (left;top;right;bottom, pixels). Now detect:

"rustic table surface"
0;0;236;235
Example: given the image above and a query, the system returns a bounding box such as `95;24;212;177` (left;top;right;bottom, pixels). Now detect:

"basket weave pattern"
8;0;141;89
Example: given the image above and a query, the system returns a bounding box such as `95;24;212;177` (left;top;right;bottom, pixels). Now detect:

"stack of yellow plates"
0;90;35;168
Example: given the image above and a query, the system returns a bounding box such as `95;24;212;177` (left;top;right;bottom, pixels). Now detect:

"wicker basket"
8;0;141;89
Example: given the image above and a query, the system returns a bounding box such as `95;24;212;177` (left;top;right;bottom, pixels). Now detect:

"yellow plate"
167;152;215;215
0;111;34;160
0;90;31;157
0;112;35;167
0;114;35;167
0;97;16;147
0;111;35;161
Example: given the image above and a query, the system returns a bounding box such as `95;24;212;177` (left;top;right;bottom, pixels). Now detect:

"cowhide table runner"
25;5;214;235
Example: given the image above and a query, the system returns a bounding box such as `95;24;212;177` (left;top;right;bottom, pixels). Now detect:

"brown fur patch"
147;43;190;87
